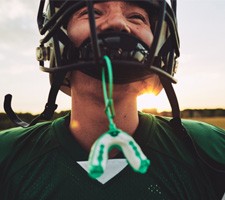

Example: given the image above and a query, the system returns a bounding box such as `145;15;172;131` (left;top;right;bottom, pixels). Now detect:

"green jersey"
0;112;224;200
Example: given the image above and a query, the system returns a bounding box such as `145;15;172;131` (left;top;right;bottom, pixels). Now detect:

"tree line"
1;109;225;131
142;108;225;118
0;111;69;131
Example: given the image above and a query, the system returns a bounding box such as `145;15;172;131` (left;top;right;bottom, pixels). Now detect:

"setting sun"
137;93;170;112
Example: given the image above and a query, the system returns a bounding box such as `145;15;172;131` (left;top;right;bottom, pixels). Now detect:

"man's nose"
97;14;131;33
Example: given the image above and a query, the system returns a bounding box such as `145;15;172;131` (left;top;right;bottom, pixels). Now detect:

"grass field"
188;117;225;130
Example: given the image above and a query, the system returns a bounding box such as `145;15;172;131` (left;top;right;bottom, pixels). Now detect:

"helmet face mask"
37;0;180;88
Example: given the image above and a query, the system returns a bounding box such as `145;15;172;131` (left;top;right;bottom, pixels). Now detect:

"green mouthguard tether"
88;56;150;179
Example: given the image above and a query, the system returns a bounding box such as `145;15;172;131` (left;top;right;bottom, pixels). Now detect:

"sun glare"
137;93;170;112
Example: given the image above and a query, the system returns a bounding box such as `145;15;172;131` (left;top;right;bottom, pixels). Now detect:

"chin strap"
4;94;57;128
160;77;225;173
3;71;66;128
160;77;196;145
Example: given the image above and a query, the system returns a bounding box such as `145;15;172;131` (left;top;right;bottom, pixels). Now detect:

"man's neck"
69;92;139;153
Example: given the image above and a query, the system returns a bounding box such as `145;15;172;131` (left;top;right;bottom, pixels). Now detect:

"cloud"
0;1;39;45
0;0;37;21
0;0;40;75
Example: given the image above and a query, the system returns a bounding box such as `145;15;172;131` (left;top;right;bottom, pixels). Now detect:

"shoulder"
0;115;70;183
181;118;225;146
181;118;225;139
0;121;52;164
139;112;225;168
181;119;225;167
157;115;225;169
0;114;70;164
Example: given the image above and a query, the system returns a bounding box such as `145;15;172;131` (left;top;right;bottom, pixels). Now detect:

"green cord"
102;56;116;131
88;55;150;179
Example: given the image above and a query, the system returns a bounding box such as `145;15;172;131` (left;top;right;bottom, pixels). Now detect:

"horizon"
1;103;225;116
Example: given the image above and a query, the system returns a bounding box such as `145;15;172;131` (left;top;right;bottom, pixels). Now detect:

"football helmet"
37;0;179;83
5;0;181;126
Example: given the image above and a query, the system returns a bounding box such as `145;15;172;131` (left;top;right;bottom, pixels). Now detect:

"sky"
0;0;225;114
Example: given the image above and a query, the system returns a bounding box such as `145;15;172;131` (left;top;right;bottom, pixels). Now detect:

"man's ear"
60;72;72;96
